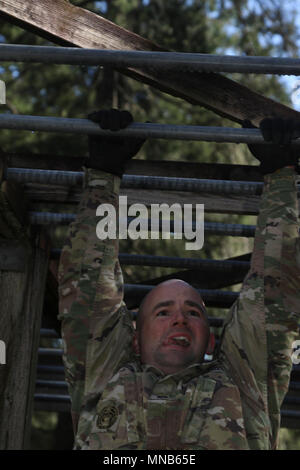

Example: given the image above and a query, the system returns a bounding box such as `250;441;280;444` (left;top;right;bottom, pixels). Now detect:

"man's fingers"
120;110;133;129
87;110;103;123
123;137;145;156
241;119;256;129
260;117;290;144
260;117;300;145
271;118;286;145
87;109;111;129
260;118;273;142
282;119;294;146
87;109;133;131
108;109;122;131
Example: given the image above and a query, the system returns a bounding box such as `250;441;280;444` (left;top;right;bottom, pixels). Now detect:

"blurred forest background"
0;0;300;450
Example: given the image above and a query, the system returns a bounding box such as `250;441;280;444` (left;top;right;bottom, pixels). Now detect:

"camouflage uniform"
58;167;300;450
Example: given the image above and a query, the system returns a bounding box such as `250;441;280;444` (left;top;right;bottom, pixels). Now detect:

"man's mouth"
163;334;191;348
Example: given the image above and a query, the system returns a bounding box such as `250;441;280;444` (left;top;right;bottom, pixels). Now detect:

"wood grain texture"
0;0;299;125
7;153;264;180
0;234;49;449
25;183;261;215
0;240;28;271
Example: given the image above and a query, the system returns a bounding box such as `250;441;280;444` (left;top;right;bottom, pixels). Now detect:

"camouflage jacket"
58;167;300;450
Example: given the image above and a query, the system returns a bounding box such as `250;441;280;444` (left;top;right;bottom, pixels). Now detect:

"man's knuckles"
88;109;133;132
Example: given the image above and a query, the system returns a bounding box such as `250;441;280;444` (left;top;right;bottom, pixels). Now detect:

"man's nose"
172;309;188;325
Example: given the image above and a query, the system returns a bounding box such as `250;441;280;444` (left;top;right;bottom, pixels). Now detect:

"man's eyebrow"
151;299;206;314
152;300;175;313
184;300;206;314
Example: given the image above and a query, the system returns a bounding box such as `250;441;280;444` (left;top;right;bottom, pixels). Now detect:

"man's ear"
132;330;140;355
206;332;215;356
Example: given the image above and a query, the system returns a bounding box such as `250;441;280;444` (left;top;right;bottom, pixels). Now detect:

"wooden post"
0;0;299;125
0;236;50;449
0;160;50;449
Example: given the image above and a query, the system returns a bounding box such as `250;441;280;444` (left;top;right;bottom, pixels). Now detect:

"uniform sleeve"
218;167;300;447
58;168;134;434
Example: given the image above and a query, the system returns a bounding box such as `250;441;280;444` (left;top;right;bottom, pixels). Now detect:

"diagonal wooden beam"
0;0;300;125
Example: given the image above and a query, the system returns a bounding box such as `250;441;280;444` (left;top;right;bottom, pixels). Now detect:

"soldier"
58;110;300;450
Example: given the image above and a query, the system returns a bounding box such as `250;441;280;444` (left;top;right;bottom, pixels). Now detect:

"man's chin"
154;350;196;371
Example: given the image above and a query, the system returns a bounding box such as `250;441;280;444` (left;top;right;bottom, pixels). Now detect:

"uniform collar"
141;359;219;385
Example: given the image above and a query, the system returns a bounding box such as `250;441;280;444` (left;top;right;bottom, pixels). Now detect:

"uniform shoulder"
204;361;235;387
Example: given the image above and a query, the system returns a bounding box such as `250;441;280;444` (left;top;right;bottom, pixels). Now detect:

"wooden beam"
7;153;264;214
26;184;261;215
0;0;299;125
123;188;260;215
0;240;28;271
7;153;264;181
0;233;50;449
133;253;251;289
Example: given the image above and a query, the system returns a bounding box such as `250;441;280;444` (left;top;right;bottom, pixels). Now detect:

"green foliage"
279;428;300;450
30;412;58;450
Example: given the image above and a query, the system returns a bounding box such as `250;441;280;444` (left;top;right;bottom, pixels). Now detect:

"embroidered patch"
97;401;119;429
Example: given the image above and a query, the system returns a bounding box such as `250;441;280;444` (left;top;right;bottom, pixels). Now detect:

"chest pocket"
89;372;144;450
180;376;216;445
181;375;249;450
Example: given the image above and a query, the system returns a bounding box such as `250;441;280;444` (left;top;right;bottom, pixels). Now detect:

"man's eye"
188;310;200;317
157;310;168;317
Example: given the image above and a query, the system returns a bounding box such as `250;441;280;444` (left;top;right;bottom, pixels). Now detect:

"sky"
93;0;300;111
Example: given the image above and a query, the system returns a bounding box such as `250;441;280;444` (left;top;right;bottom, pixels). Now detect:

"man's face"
134;280;214;375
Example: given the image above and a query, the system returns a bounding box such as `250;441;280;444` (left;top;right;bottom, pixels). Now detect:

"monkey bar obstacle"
1;114;300;144
50;249;250;272
28;211;256;237
2;44;300;76
8;168;265;195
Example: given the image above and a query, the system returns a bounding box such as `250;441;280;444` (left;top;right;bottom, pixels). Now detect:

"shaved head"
133;279;214;375
136;279;207;330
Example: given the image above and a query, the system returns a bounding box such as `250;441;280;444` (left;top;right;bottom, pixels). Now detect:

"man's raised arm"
58;110;145;439
218;118;300;449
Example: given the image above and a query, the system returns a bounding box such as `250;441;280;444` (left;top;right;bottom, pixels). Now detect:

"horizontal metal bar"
34;393;71;403
281;410;300;420
2;44;300;76
40;328;59;338
29;212;256;237
51;249;250;271
1;113;300;144
289;381;300;391
292;365;300;374
8;168;83;186
7;168;265;195
30;212;76;225
119;253;250;271
37;365;65;374
124;284;238;305
283;396;300;406
122;175;264;195
38;348;63;356
36;380;67;389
